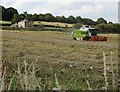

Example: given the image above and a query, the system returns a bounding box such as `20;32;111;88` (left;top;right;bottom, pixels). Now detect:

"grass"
0;20;73;28
1;30;118;90
0;20;11;24
0;54;117;90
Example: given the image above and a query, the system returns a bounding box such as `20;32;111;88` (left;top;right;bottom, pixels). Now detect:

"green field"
1;30;119;90
0;20;73;28
32;21;73;28
0;20;11;24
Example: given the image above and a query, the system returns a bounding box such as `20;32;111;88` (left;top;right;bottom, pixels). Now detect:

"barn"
18;19;33;28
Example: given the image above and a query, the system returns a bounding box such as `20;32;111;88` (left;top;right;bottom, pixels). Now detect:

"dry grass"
34;21;73;28
0;57;42;90
1;30;118;90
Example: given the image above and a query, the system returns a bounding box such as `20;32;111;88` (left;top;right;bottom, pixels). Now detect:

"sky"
0;0;119;23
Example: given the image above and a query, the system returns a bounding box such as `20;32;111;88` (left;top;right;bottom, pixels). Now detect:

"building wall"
18;20;33;28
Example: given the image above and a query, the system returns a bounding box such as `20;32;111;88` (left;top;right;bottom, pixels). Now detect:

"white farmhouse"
18;19;33;28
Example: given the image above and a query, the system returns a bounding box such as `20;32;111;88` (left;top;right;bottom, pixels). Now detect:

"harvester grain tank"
72;25;107;41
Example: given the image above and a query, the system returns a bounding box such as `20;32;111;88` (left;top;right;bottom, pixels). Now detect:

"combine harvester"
72;25;107;41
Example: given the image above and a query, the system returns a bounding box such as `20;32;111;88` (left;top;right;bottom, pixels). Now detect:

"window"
89;29;98;36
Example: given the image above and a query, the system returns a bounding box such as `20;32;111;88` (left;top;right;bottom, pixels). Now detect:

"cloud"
1;0;120;2
79;4;104;15
60;3;104;18
28;2;104;16
27;1;74;14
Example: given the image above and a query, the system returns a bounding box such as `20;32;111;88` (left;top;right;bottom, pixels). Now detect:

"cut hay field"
34;21;73;28
1;30;119;90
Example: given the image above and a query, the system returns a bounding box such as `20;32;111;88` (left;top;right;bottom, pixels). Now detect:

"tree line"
12;13;108;25
96;23;120;34
1;5;120;33
1;5;108;25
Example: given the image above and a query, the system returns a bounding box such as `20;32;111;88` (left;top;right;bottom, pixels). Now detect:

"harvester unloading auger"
72;25;107;41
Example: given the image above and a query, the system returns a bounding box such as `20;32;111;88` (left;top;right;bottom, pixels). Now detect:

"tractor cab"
88;28;98;36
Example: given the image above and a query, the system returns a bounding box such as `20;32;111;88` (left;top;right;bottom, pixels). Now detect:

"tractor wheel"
73;37;76;40
104;37;107;41
83;36;90;41
83;37;88;41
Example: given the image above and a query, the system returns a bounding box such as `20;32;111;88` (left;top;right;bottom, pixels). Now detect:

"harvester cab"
72;25;107;41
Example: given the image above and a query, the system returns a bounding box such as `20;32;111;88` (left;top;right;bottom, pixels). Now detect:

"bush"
96;23;120;34
72;23;82;29
1;26;69;32
33;24;44;28
0;24;11;26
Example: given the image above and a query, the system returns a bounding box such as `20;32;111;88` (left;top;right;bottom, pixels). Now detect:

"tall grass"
0;67;5;91
103;52;108;90
0;51;117;91
0;58;42;90
86;80;92;90
110;51;116;90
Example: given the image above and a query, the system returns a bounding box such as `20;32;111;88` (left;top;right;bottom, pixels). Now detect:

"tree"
76;16;83;23
44;13;55;22
11;14;25;24
96;18;107;24
38;14;45;21
23;11;28;19
26;14;33;21
30;13;39;21
56;16;66;23
82;18;96;25
0;5;18;21
108;21;113;24
0;6;5;20
5;7;18;21
96;23;120;33
66;15;76;24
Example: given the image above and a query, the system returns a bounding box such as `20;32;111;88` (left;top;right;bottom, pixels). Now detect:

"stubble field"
1;30;119;90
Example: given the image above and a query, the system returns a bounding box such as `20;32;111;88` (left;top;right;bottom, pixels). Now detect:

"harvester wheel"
73;37;77;40
83;36;90;41
104;37;107;41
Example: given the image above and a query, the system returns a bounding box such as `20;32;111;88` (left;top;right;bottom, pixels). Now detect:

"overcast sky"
0;0;119;23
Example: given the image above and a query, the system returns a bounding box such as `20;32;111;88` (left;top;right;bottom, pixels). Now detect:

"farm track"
2;31;118;49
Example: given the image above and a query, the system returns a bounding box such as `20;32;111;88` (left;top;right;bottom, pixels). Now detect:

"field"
1;30;119;90
0;20;73;28
32;21;73;28
0;21;11;25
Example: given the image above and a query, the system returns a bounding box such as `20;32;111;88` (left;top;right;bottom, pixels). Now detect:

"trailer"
72;25;107;41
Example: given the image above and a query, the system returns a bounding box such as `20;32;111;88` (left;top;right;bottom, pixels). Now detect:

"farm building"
18;19;33;28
